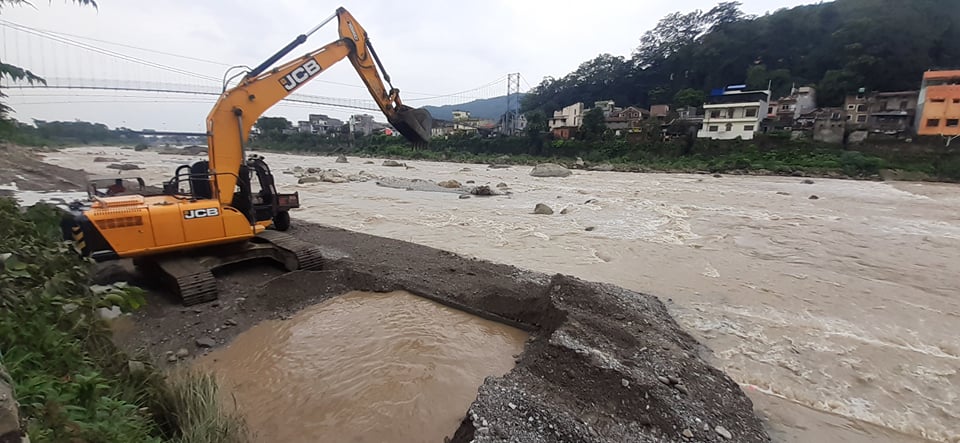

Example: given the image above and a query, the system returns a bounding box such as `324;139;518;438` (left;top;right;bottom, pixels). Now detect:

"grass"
0;197;251;443
161;370;250;443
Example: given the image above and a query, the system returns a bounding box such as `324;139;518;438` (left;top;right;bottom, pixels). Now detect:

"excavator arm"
205;7;431;205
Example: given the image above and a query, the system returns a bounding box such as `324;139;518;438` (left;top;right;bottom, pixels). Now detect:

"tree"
673;88;706;108
579;108;606;141
0;1;97;120
254;117;292;136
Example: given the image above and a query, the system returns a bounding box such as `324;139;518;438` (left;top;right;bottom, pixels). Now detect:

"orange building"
916;70;960;136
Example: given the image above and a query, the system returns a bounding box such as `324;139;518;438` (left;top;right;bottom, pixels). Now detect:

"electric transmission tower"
505;73;521;135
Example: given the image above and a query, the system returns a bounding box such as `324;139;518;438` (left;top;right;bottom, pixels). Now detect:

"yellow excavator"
61;7;432;305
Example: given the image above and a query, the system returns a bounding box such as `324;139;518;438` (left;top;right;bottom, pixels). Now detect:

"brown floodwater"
50;148;960;441
196;290;527;443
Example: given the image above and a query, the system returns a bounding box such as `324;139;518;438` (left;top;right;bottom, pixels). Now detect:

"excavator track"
141;230;324;306
175;269;219;306
255;230;324;271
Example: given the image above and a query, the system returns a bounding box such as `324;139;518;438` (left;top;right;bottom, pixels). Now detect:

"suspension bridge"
0;19;536;131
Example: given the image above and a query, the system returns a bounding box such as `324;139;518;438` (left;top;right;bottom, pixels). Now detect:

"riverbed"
38;147;960;442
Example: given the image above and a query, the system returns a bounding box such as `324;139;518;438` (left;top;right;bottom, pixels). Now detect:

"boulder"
363;161;375;164
306;167;322;174
488;164;511;169
93;157;118;163
437;180;461;189
383;160;404;167
530;163;572;178
298;176;320;184
534;203;554;215
575;157;585;167
335;154;349;163
195;337;216;348
471;185;494;196
0;366;20;441
107;163;141;171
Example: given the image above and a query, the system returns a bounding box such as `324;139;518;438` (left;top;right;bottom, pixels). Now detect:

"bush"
0;198;250;443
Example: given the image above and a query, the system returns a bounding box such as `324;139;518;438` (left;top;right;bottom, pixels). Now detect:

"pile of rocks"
288;166;379;184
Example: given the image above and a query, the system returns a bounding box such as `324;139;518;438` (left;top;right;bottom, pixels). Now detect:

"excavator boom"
206;7;431;204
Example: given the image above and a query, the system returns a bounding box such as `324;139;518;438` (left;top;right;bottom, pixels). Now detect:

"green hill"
522;0;960;114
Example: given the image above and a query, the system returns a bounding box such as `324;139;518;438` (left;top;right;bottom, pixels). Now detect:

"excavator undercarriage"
134;230;323;306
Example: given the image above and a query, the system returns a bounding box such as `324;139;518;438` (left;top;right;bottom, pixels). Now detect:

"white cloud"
2;0;816;131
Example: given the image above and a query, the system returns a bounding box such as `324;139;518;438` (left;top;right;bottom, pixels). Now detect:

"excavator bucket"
390;106;433;146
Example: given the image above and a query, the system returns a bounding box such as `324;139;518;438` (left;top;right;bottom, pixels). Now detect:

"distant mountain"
422;94;526;121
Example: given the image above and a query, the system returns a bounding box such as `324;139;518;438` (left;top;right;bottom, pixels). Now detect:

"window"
745;108;758;117
954;99;960;104
947;119;960;127
880;102;888;111
709;125;719;132
831;112;841;119
927;119;941;127
931;98;946;103
857;104;866;112
710;110;721;118
768;107;775;114
899;101;908;110
846;104;855;110
725;123;733;132
857;115;867;123
744;125;755;131
846;115;853;121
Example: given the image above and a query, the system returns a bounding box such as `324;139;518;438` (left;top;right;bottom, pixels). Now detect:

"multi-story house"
697;86;769;140
605;106;649;133
774;86;817;123
844;89;870;125
915;69;960;137
548;102;584;139
867;91;919;134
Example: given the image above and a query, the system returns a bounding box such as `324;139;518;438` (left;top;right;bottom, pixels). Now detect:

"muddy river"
196;290;527;443
33;147;960;442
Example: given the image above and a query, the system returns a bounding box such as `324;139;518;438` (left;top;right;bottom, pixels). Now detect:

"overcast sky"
2;0;817;131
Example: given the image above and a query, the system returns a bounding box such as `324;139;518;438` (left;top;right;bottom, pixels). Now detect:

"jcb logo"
279;60;322;91
184;208;220;219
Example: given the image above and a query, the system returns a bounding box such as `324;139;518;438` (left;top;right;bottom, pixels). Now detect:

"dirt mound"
109;223;767;442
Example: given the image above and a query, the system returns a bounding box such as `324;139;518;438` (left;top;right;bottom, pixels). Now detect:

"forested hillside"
522;0;960;114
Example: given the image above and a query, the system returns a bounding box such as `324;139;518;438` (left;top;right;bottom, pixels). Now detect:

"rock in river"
534;203;554;215
530;163;572;178
437;180;461;189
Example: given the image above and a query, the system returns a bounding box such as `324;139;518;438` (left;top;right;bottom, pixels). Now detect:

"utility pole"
505;73;521;136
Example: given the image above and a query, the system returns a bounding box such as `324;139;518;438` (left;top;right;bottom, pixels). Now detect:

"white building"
698;87;770;140
548;102;584;130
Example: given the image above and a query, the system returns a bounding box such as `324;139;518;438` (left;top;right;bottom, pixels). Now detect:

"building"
594;100;619;117
649;104;671;119
350;114;377;136
808;107;847;143
697;86;770;140
548;102;584;139
431;119;456;137
774;86;817;123
605;106;649;133
844;89;870;125
867;91;918;135
297;121;312;134
915;69;960;137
